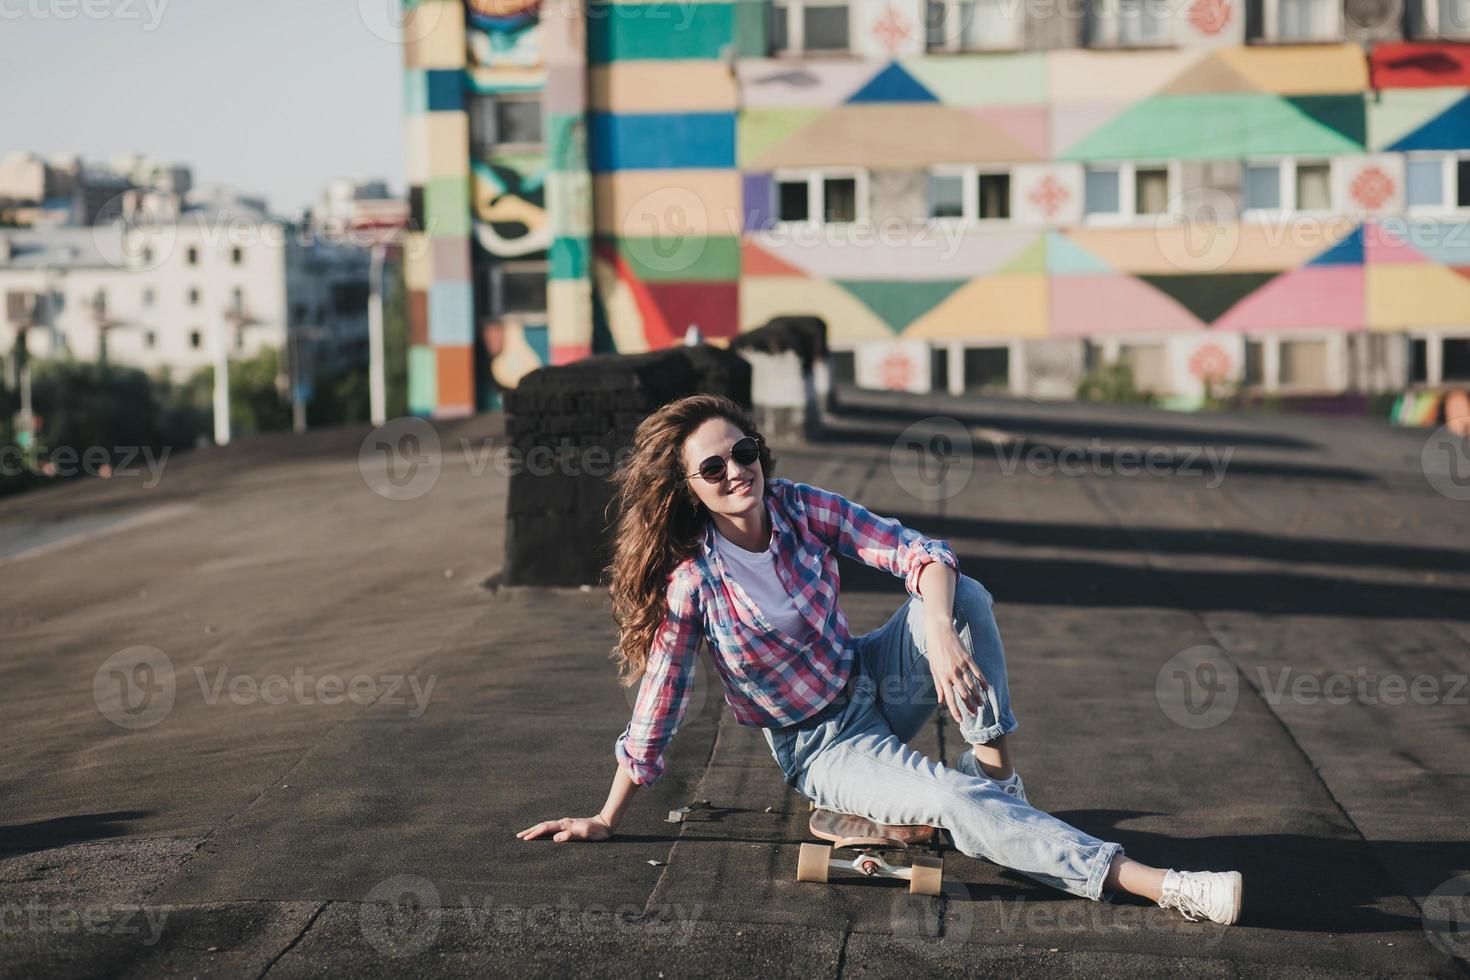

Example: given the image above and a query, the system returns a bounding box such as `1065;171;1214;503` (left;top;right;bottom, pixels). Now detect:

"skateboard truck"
797;809;943;896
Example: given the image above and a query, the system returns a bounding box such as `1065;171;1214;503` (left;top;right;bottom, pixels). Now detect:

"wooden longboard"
808;808;937;849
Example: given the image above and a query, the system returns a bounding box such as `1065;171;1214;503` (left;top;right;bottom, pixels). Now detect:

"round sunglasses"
685;435;762;484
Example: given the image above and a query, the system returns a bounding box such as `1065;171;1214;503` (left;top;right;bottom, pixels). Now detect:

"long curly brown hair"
604;394;777;685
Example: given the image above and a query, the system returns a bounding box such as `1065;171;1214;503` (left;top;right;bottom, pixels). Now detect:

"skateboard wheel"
909;854;943;896
797;842;831;884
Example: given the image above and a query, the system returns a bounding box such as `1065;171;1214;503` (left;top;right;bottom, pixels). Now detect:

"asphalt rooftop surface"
2;385;1468;979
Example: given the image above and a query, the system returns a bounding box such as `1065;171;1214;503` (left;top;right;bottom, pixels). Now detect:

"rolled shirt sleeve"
613;563;704;786
792;481;959;600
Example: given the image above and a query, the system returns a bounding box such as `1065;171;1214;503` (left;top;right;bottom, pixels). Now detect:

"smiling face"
681;416;764;520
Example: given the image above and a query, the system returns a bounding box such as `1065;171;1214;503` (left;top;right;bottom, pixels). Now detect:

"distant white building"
0;195;371;385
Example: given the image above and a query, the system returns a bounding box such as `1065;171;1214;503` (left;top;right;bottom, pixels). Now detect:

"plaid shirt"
614;477;960;785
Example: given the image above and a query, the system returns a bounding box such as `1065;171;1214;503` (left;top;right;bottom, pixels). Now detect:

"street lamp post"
368;243;386;426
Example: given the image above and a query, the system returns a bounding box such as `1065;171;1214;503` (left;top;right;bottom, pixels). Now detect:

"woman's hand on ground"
516;814;614;843
925;627;989;726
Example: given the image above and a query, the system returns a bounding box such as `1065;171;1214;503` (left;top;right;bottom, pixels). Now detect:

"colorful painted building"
404;0;1470;414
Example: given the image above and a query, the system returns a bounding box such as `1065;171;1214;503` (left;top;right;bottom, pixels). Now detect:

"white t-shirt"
713;528;809;638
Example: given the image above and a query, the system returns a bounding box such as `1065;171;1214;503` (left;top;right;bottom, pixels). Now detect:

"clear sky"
0;0;406;214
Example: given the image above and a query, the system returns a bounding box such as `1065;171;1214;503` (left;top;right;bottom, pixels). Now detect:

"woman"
519;394;1242;925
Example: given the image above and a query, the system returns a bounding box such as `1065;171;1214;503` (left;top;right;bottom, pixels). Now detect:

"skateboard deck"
797;809;943;895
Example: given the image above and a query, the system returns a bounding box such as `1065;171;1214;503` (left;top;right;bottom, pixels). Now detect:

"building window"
143;287;155;307
235;328;246;351
1445;336;1470;381
470;94;543;154
188;287;201;307
927;167;1011;221
773;170;866;225
1279;338;1330;388
1295;162;1331;210
1414;0;1470;37
963;345;1010;392
772;0;852;54
493;261;549;315
1258;0;1339;41
979;172;1011;219
1117;342;1170;393
231;287;245;315
1089;0;1172;46
145;330;157;349
1410;337;1429;383
1243;158;1333;213
189;329;202;350
1245;339;1265;385
142;247;153;265
1084;162;1172;221
231;247;244;266
925;0;1021;50
928;174;965;219
1405;153;1470;212
92;290;107;316
187;246;199;266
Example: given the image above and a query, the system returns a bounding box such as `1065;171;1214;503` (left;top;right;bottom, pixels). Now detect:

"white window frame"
926;165;1014;226
1407;326;1470;386
772;168;869;227
1404;151;1470;216
1415;0;1470;38
1238;332;1346;392
1088;0;1175;47
926;0;1023;52
771;0;854;56
953;338;1019;396
1241;157;1336;220
1082;161;1179;226
1259;0;1341;42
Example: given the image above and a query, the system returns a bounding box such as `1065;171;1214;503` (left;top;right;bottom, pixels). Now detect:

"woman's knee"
954;574;993;620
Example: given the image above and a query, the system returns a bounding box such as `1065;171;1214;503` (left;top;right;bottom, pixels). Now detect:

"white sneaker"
1158;869;1243;926
955;749;1028;804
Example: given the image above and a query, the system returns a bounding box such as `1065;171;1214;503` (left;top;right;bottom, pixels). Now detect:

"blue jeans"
763;574;1123;900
